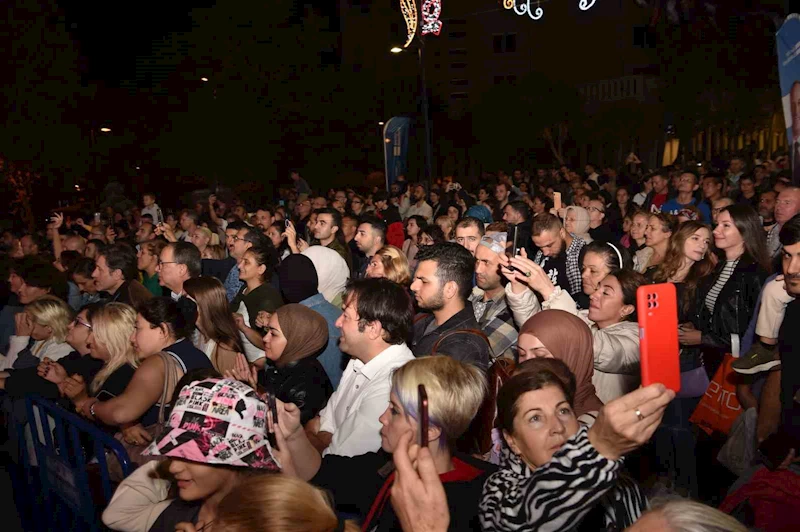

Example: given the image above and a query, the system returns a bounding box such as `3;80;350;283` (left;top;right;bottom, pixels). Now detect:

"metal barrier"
14;395;132;532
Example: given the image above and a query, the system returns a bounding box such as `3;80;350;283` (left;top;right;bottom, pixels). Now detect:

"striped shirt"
480;425;646;531
705;259;740;314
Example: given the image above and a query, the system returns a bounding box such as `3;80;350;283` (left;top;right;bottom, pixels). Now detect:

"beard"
417;287;445;311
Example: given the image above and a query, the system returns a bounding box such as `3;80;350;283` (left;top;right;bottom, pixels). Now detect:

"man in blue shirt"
660;171;711;222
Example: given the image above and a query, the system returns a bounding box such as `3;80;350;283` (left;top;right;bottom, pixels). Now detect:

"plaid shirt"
533;236;585;295
468;287;518;361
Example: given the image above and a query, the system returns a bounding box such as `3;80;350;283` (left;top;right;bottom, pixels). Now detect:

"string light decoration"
400;0;418;48
504;0;599;20
421;0;442;36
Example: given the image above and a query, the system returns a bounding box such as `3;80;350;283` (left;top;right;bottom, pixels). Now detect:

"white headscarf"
301;246;350;304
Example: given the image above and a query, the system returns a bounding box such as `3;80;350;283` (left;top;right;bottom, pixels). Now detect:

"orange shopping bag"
689;353;743;435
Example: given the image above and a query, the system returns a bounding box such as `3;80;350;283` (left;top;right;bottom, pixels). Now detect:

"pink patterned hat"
143;378;280;471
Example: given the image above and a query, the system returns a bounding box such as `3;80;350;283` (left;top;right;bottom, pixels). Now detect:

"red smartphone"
418;384;429;448
637;283;681;393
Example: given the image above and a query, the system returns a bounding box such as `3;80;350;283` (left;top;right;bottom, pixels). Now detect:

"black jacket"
693;255;768;375
261;356;333;425
411;304;491;373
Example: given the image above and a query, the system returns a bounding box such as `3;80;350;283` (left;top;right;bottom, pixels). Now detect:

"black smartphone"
508;225;520;258
418;384;428;448
758;430;797;470
266;391;279;450
285;219;291;228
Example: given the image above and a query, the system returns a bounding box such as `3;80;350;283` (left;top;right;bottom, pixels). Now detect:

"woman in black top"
71;297;212;444
260;304;332;424
680;205;770;377
273;356;493;532
56;303;139;428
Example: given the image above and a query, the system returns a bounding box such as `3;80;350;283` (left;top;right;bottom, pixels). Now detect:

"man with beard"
467;234;517;361
399;184;433;223
410;243;491;372
255;207;274;235
311;208;352;270
759;190;778;233
530;213;585;300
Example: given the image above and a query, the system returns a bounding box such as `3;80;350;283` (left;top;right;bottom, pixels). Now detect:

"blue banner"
383;117;411;191
777;14;800;182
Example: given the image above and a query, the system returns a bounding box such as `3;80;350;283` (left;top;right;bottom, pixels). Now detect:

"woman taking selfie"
260;304;333;424
480;369;673;531
502;250;646;403
184;277;245;374
273;356;493;531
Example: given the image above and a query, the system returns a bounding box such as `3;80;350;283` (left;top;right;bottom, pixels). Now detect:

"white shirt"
318;343;414;457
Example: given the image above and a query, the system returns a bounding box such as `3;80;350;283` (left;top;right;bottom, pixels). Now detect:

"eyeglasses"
72;318;92;330
587;206;605;213
230;235;244;242
157;260;177;267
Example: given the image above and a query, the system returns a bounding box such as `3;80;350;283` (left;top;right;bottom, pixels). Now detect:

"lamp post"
391;37;433;189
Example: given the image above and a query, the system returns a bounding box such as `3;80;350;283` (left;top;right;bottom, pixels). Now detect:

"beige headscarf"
565;206;592;243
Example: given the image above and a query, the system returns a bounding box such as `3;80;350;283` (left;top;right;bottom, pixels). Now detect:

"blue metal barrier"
15;395;132;532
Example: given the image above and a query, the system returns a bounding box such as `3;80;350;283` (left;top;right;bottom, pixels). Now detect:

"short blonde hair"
25;295;73;343
194;226;220;246
90;303;138;393
435;215;455;240
391;356;486;448
216;475;360;532
649;498;748;532
375;245;411;286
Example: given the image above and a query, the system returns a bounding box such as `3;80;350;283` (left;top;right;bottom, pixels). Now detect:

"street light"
99;127;111;133
378;121;385;126
201;77;209;82
389;40;433;186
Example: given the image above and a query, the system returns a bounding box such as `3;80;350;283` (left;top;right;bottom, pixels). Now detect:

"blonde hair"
194;226;220;246
374;245;411;286
25;295;73;343
203;244;226;259
436;215;455;240
648;498;748;532
90;303;138;393
216;475;360;532
391;356;486;449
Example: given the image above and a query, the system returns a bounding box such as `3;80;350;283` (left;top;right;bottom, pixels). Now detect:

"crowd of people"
0;159;798;531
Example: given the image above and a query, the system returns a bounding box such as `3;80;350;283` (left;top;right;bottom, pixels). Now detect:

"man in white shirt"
305;277;415;457
399;184;433;222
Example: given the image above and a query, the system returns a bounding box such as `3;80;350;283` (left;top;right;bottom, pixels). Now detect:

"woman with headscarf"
301;246;349;307
260;304;333;424
276;254;345;389
515;309;604;423
564;206;593;244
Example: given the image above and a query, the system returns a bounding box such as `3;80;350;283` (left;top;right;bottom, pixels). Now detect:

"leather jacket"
261;357;333;425
692;255;768;373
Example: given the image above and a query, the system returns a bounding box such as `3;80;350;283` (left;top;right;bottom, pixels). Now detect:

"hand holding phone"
267;391;280;450
637;283;680;393
418;385;429;448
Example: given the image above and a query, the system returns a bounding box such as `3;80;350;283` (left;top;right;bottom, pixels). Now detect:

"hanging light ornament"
503;0;599;20
421;0;442;36
400;0;418;48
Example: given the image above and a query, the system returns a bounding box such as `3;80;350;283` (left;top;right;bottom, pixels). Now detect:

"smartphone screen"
418;384;429;448
553;192;562;211
267;392;280;450
507;225;519;258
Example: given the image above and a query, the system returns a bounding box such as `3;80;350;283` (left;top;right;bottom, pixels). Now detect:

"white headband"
607;242;623;268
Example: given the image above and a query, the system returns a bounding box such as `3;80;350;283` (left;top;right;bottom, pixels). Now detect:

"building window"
493;75;517;85
494;33;517;53
450;78;469;86
450;92;468;99
449;62;467;69
449;31;467;39
449;48;467;56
